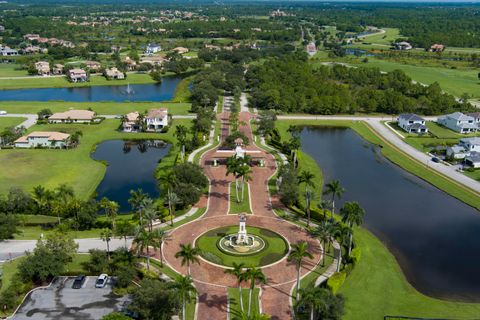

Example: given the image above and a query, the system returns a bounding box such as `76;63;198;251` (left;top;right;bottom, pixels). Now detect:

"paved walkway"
277;115;480;194
161;102;323;320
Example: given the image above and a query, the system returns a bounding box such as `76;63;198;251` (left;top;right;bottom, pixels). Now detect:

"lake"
0;76;182;102
92;140;171;212
300;127;480;301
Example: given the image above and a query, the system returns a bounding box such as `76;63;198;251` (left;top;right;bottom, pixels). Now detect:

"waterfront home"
85;61;101;72
14;131;70;149
465;152;480;168
67;68;88;82
49;110;95;123
146;108;169;132
394;41;412;50
34;61;50;76
398;113;428;134
122;112;141;132
104;67;125;80
0;46;18;56
52;64;64;75
172;46;189;54
145;43;161;55
437;112;477;134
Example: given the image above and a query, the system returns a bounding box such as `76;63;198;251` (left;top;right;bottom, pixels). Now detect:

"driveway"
12;276;129;320
0;114;37;129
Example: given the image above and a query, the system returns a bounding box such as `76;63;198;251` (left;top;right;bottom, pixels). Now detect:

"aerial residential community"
1;1;480;320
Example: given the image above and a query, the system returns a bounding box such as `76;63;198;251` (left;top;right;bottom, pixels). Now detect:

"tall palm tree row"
323;180;345;215
339;201;365;256
100;197;119;230
175;243;201;275
226;155;241;202
245;267;266;317
298;170;316;227
172;275;197;320
133;229;158;271
152;228;169;267
224;262;247;311
100;228;113;260
288;241;314;302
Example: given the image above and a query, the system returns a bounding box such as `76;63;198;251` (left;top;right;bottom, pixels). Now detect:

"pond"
0;76;182;102
300;127;480;301
92;140;171;212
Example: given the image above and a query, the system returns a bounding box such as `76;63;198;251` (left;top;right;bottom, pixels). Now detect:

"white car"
0;111;7;115
95;274;108;288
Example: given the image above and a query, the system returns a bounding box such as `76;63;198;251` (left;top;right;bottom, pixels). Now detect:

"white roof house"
465;152;480;168
67;68;88;82
398;113;428;134
145;43;161;55
394;41;412;50
437;112;478;134
14;131;70;148
48;110;95;123
146;108;169;132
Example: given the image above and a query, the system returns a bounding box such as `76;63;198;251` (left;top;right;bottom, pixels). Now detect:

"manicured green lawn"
0;119;189;199
195;226;289;267
228;287;260;318
362;28;401;45
0;73;159;90
340;229;480;319
14;226;107;240
229;182;252;214
0;64;29;77
172;76;193;103
0;101;193;116
0;117;26;131
350;58;480;98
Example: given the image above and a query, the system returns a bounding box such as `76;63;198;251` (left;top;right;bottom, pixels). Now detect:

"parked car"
431;157;440;163
72;275;86;289
95;274;108;288
0;111;7;115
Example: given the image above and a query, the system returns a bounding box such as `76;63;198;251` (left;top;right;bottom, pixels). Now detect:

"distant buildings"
0;46;18;56
437;112;478;134
398;113;428;134
14;131;70;149
67;68;88;82
85;61;101;72
35;61;50;76
172;47;189;54
394;41;413;50
306;42;317;56
48;110;95;123
140;55;166;66
429;44;445;52
145;43;161;55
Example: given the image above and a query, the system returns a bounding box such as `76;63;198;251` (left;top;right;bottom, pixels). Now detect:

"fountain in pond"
218;215;266;255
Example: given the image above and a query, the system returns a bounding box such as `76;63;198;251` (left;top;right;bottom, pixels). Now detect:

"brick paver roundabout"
160;109;323;320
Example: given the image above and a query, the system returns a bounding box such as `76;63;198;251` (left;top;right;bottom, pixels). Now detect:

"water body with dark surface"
300;126;480;301
92;140;171;212
0;76;182;102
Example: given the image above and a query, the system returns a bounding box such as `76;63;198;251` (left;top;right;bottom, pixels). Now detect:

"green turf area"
0;117;26;131
275;119;480;210
0;64;29;77
349;58;480;98
0;72;161;90
229;182;252;214
340;229;480;319
0;119;189;199
195;226;289;267
14;226;106;240
228;287;260;318
0;101;193;116
361;28;401;45
172;76;193;103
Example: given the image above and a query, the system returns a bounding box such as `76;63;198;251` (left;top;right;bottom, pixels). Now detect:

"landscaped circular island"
195;226;289;268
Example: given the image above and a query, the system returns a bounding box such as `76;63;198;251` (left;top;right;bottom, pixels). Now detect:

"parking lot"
13;276;129;320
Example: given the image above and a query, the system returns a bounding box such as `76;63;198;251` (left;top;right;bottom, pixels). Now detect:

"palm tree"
54;184;75;223
159;171;178;226
128;189;148;224
152;228;169;267
329;222;350;272
298;170;315;227
297;286;324;320
133;229;158;271
115;219;134;248
175;243;201;275
245;267;267;316
231;310;271;320
226;156;241;202
172;275;197;320
317;199;333;221
32;185;54;215
100;228;113;260
323;180;345;215
143;203;159;232
340;202;365;256
100;198;119;230
237;165;252;203
137;197;153;227
288;241;314;302
312;224;330;267
225;262;247;311
166;191;180;227
175;124;188;154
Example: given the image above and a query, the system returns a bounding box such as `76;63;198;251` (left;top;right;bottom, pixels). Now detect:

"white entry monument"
236;214;248;244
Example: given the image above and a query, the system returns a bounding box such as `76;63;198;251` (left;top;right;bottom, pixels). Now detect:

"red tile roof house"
14;132;70;149
67;68;88;82
429;44;445;52
85;61;101;72
122;112;141;132
34;61;50;76
48;110;95;123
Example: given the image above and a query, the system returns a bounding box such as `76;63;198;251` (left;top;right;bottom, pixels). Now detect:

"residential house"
67;68;88;82
124;56;137;71
394;41;413;50
140;55;166;66
398;113;428;134
104;67;125;80
446;145;469;160
145;43;161;55
446;137;480;160
85;61;101;72
306;42;316;55
122;112;141;132
48;109;95;123
172;47;189;54
437;112;478;134
0;46;18;56
23;34;40;41
204;44;221;51
465;152;480;168
14;131;70;148
22;45;46;55
52;64;64;75
466;112;480;125
459;137;480;153
146;108;169;132
34;61;50;76
429;44;445;52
